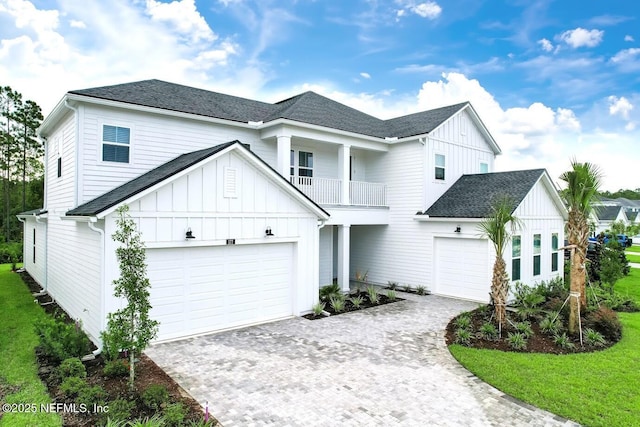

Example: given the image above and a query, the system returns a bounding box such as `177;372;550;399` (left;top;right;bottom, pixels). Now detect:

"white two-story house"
19;80;567;344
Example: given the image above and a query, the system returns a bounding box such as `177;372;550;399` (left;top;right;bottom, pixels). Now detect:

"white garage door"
434;237;490;302
147;243;294;341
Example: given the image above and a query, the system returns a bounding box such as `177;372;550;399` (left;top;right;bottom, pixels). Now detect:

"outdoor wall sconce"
454;226;461;233
265;226;274;237
185;228;195;239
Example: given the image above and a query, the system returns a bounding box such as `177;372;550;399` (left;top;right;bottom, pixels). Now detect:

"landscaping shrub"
57;357;87;380
103;359;129;378
514;321;533;338
539;316;562;336
77;384;107;408
319;284;341;302
142;384;169;410
386;289;397;301
585;306;622;341
454;313;471;330
366;285;379;304
553;333;575;350
163;402;187;427
106;398;136;422
60;376;89;398
350;295;364;309
454;328;472;346
311;302;325;316
506;332;527;350
584;328;606;347
416;285;428;295
0;241;22;266
34;313;91;363
478;322;498;341
329;294;345;313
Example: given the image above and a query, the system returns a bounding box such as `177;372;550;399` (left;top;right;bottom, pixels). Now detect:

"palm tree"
559;160;602;334
478;196;522;334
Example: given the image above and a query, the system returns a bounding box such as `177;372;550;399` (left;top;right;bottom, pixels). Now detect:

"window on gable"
480;162;488;174
435;154;445;180
551;232;559;272
102;125;130;163
533;233;541;276
512;235;521;281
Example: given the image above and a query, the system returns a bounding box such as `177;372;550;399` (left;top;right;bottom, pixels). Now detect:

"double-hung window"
533;233;542;276
298;151;313;177
102;125;130;163
512;235;521;281
551;233;559;272
435;154;445;180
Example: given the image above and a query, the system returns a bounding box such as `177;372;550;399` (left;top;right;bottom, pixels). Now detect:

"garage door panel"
435;237;490;302
148;243;293;341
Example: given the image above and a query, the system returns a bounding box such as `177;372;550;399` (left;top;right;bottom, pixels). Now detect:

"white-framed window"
56;137;62;178
32;228;36;264
480;162;489;173
102;124;130;163
290;149;313;178
512;235;521;280
533;233;542;276
551;232;559;272
435;154;445;180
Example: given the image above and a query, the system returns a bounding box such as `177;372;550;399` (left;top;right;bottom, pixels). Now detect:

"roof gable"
596;205;624;221
421;169;556;218
66;141;328;219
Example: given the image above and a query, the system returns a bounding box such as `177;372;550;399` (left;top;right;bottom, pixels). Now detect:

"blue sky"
1;0;638;191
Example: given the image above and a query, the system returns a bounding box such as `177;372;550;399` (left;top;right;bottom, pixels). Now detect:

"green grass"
0;264;61;427
625;253;640;264
449;267;640;427
626;245;640;254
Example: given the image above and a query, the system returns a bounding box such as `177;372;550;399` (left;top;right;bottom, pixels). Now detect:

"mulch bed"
18;270;217;426
445;305;619;354
303;290;406;319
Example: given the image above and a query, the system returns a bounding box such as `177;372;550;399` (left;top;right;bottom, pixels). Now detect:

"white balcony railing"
289;176;387;207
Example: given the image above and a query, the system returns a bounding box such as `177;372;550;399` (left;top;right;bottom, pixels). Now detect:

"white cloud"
537;38;553;52
610;48;640;72
145;0;216;44
608;96;633;119
558;27;604;48
69;19;86;29
624;35;634;42
395;1;442;20
360;72;371;79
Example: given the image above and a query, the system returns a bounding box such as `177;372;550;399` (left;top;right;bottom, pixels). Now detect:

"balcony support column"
276;135;291;178
337;224;351;293
338;144;351;205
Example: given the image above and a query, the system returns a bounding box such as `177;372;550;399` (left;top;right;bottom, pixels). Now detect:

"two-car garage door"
434;237;491;303
147;243;294;341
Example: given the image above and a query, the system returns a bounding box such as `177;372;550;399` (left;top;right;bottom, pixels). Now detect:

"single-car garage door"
434;237;490;302
147;243;294;341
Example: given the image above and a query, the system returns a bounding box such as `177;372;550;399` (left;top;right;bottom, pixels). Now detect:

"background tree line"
0;85;44;248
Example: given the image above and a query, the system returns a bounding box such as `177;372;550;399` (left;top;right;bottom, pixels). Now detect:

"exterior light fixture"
185;228;195;239
265;226;274;236
454;226;461;233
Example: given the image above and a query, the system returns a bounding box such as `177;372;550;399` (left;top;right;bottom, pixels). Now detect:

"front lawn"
625;253;640;264
449;269;640;427
0;264;61;427
626;245;640;254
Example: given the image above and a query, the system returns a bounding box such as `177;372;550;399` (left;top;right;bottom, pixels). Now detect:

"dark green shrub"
514;321;533;338
586;306;622;341
387;281;398;290
477;322;498;340
103;359;129;378
0;242;23;265
163;402;187;427
416;285;428;295
454;314;471;330
142;384;169;410
60;376;88;398
513;281;546;320
454;328;472;346
77;385;107;408
329;294;345;312
100;327;122;361
57;357;86;380
553;333;576;350
34;314;91;363
539;316;561;336
319;284;341;302
106;398;136;422
584;328;606;347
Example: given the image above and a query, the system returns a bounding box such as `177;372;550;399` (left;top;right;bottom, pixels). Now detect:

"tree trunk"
568;248;580;334
491;257;508;334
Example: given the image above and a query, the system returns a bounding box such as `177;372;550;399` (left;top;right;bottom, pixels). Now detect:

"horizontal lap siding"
47;218;102;343
22;218;47;287
350;142;428;287
80;106;275;203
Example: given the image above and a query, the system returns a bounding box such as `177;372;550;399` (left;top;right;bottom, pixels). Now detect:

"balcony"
289;176;388;207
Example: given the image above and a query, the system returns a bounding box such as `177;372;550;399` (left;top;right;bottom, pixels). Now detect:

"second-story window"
102;125;130;163
298;151;313;177
435;154;445;180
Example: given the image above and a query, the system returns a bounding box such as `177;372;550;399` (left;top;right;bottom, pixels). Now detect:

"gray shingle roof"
69;80;472;139
17;208;47;216
421;169;546;218
596;205;623;221
66;142;239;216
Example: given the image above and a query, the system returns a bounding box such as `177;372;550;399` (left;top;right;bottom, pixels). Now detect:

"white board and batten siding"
425;109;496;209
45;111;77;211
20;217;47;288
102;149;320;342
78;105;276;204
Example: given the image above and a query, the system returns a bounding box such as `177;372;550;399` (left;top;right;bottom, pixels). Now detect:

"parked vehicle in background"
589;233;632;248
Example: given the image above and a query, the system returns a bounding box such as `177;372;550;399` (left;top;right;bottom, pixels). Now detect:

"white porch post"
276;135;291;178
338;144;350;205
337;224;351;293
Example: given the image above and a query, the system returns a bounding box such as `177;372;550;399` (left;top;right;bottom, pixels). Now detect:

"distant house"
18;79;567;344
593;205;629;235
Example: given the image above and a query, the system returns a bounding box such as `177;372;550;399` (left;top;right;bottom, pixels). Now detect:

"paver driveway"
145;293;578;427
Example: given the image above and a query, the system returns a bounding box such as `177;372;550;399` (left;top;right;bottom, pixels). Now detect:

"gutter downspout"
64;99;79;208
86;218;104;358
